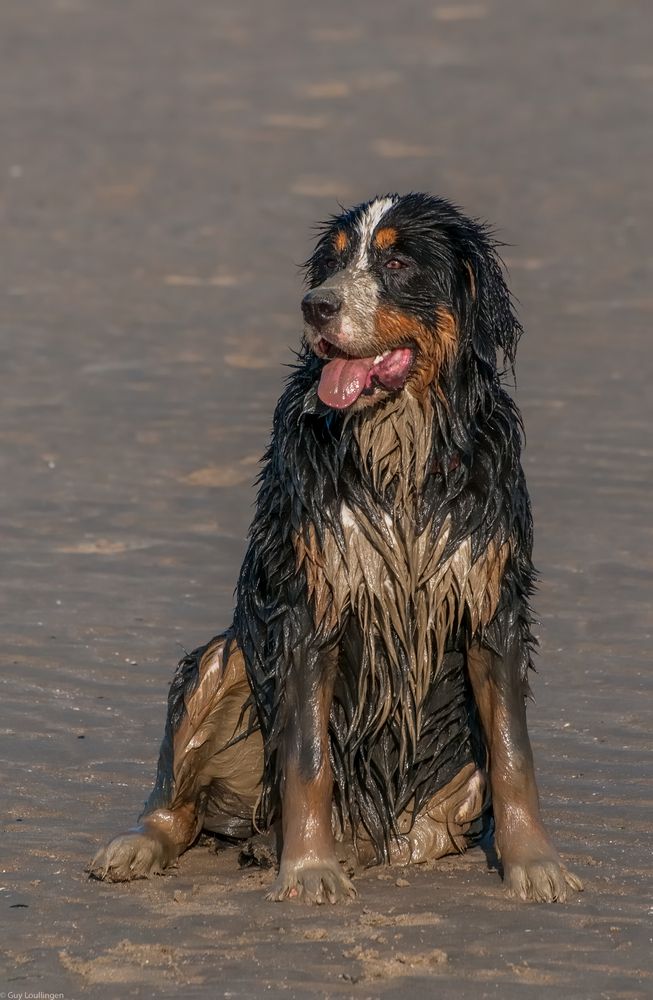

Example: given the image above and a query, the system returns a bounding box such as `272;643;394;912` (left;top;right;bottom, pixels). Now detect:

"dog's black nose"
301;290;342;328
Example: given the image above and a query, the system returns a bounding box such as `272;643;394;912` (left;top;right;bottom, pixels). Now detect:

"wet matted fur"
89;194;582;905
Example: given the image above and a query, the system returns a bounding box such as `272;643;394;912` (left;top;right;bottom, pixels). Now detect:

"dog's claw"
87;829;176;882
504;858;583;903
266;858;357;905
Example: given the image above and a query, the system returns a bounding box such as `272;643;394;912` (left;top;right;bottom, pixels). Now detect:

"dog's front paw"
267;856;357;905
504;857;583;903
87;828;176;882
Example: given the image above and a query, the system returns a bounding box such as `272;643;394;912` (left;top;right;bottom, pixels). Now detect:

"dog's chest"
296;500;507;658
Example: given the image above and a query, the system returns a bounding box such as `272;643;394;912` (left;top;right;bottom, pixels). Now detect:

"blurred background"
1;1;651;996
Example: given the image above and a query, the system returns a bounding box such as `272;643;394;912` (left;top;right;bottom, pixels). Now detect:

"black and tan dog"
90;193;582;905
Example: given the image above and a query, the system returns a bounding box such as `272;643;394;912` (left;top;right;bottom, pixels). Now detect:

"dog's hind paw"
87;829;176;883
267;857;357;905
504;858;583;903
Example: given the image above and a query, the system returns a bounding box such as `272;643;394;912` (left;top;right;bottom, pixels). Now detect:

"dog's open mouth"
314;338;415;409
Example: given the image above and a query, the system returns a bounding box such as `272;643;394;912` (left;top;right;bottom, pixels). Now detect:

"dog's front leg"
467;637;583;903
267;646;355;904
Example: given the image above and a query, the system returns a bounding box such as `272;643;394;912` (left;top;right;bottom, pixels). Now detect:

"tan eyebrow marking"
334;230;348;253
374;226;398;250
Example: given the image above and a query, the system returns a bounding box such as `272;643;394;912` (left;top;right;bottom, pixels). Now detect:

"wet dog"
90;193;582;904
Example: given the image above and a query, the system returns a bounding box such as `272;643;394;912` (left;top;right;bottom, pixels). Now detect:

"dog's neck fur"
345;391;435;508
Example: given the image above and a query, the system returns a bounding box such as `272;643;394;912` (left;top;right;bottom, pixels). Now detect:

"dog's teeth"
374;354;384;364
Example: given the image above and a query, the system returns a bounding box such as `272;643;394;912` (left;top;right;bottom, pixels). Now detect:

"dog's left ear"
462;237;523;376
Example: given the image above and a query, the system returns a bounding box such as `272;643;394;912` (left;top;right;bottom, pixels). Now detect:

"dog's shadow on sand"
481;842;502;875
477;829;503;876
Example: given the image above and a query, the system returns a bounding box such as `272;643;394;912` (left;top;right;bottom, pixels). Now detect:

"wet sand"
1;1;651;997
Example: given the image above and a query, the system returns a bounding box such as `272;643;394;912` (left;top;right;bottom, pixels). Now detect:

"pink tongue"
317;356;375;409
317;347;414;409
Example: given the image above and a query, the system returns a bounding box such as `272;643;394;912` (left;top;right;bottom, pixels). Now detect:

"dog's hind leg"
467;639;582;903
267;645;356;904
89;633;263;882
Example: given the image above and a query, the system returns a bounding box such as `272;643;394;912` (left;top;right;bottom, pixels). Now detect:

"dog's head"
302;193;522;411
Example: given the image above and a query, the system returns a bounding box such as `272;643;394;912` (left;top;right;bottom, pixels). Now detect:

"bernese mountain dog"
89;193;582;905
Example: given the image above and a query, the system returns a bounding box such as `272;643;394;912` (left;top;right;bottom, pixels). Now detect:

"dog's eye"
385;258;408;270
324;257;339;271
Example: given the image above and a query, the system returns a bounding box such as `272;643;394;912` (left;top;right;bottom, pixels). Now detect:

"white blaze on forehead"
353;196;396;269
